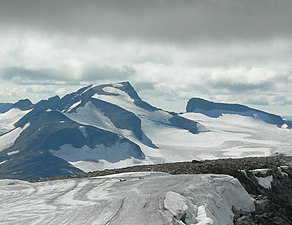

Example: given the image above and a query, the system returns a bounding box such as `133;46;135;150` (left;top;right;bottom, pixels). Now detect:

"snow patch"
0;108;31;135
257;176;273;189
65;102;119;135
102;86;131;99
6;150;19;156
68;100;81;112
50;142;142;172
79;126;87;138
0;123;30;152
0;160;7;165
196;206;214;225
112;83;123;88
252;168;270;175
281;123;288;129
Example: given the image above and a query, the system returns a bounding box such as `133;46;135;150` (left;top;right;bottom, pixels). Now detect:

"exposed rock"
233;166;292;225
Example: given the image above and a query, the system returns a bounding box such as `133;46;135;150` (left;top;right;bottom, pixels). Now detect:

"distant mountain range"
0;82;291;180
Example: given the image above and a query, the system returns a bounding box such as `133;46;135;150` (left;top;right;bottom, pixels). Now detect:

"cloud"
0;0;292;45
82;65;135;82
0;1;291;115
0;64;135;85
0;67;67;84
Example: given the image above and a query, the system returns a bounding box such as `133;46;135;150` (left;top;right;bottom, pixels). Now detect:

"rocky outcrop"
234;166;292;225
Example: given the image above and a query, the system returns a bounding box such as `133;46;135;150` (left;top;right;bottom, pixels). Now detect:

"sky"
0;0;292;116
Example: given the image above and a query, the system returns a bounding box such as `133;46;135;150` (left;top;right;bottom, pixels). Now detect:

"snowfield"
0;108;31;135
0;172;254;225
62;108;292;172
1;82;291;178
0;123;30;152
61;87;292;172
180;113;292;159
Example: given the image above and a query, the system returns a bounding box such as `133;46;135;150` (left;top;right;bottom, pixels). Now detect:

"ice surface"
181;113;292;158
0;173;254;225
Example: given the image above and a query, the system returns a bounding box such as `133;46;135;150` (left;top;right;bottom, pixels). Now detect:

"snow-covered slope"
0;99;33;135
0;108;30;135
0;172;254;225
0;82;202;179
186;98;288;127
0;82;291;180
181;113;292;159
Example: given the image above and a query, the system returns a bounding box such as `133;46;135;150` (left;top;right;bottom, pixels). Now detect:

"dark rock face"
234;166;292;225
0;99;33;113
186;97;287;127
169;114;199;134
13;99;33;111
0;103;13;113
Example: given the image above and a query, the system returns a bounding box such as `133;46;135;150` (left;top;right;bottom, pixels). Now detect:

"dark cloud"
0;67;68;84
209;80;274;93
82;65;135;81
0;0;292;44
0;65;134;85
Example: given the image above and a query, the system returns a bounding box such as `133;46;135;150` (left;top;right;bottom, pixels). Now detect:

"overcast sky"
0;0;292;115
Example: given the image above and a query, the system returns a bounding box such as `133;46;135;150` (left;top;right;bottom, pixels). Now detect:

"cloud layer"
1;0;292;43
0;0;291;115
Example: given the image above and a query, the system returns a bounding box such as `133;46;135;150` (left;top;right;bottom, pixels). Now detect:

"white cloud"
0;1;292;115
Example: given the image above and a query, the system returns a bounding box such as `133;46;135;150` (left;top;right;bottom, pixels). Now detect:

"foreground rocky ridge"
32;156;292;225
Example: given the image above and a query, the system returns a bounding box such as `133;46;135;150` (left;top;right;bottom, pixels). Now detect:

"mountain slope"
0;82;291;180
0;109;145;179
0;99;33;135
0;82;203;179
186;97;288;127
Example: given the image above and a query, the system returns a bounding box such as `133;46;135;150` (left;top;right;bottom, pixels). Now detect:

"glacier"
0;172;254;225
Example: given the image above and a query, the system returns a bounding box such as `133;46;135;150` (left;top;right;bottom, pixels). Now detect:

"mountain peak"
13;99;33;111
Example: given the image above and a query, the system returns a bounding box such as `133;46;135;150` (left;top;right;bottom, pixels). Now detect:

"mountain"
0;82;202;179
186;97;289;127
0;82;291;180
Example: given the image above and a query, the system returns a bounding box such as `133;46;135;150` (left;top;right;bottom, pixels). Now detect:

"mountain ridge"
186;97;288;127
0;81;291;180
